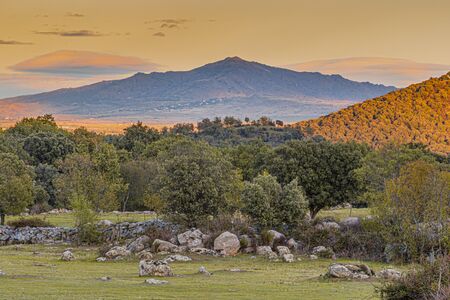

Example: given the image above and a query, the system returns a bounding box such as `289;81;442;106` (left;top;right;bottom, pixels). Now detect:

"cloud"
161;23;178;29
0;40;33;45
147;18;190;25
153;32;165;37
34;30;103;37
10;50;160;75
287;57;450;87
66;12;84;17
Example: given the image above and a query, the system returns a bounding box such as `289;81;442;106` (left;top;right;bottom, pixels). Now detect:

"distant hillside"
0;57;395;123
296;72;450;154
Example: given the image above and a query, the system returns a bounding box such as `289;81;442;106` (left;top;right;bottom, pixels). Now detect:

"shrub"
378;256;449;300
7;217;53;228
71;194;100;245
144;224;176;244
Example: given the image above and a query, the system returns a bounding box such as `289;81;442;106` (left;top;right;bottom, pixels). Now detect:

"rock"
162;254;192;263
189;247;219;256
267;252;279;260
239;235;254;253
127;235;151;253
177;229;205;248
266;230;286;248
0;270;5;276
214;231;240;256
137;250;154;260
198;266;211;276
309;255;318;260
287;238;299;252
276;246;291;256
97;220;113;227
312;246;335;258
145;278;169;285
315;222;341;231
60;250;75;261
152;239;179;253
96;257;107;262
99;276;111;281
105;246;131;260
139;260;173;277
340;217;360;228
376;269;402;280
282;253;294;263
328;263;374;279
229;268;242;272
250;256;256;259
256;246;274;256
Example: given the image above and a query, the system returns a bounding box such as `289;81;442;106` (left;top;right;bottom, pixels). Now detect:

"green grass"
0;244;403;300
7;208;371;228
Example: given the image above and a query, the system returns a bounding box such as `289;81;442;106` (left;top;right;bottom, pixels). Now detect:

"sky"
1;0;450;97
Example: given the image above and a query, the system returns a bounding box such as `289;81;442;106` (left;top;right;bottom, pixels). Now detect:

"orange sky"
1;0;450;96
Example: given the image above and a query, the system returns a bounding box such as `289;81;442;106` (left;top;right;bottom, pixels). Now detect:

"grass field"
7;208;371;228
0;244;401;300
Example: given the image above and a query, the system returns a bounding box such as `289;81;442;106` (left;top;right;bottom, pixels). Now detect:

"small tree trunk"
0;213;5;226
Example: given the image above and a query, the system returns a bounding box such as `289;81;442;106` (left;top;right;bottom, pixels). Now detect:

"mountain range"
297;72;450;154
0;57;395;123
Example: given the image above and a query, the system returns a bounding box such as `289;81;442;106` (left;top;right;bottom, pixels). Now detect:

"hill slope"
0;57;395;123
296;72;450;154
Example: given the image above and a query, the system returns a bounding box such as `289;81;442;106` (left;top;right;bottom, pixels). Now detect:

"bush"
378;256;449;300
144;224;176;244
7;217;53;228
71;194;100;245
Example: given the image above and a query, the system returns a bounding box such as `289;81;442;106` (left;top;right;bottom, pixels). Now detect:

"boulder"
214;231;240;256
276;246;291;256
328;263;374;279
340;217;360;228
256;246;274;256
97;219;113;227
376;269;402;280
0;270;6;276
162;254;192;263
177;229;205;248
96;257;107;262
309;255;318;260
137;250;154;260
99;276;111;281
152;239;179;253
198;266;211;276
266;230;286;248
189;247;218;256
312;246;335;258
315;222;340;231
282;253;294;263
127;235;151;253
60;250;75;261
286;238;299;252
139;260;173;277
145;278;169;285
105;246;131;260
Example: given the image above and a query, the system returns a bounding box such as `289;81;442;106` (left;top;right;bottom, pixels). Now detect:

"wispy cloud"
66;12;84;17
34;30;103;37
10;50;160;75
0;39;33;45
287;57;450;87
153;32;165;37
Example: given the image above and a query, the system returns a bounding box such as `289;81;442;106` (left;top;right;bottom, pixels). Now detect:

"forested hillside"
296;72;450;154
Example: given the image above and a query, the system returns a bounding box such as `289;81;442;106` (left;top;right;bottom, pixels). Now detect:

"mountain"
0;57;395;123
296;72;450;154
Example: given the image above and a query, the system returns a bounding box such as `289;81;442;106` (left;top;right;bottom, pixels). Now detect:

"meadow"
0;243;401;300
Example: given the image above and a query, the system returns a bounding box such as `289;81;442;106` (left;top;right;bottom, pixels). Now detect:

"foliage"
266;140;368;218
154;138;242;226
378;256;449;300
373;160;449;262
71;194;100;245
0;152;34;224
23;131;75;165
241;173;308;229
115;121;160;156
7;217;54;228
297;72;450;154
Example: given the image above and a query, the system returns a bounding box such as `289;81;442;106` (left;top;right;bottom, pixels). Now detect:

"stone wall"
0;219;175;246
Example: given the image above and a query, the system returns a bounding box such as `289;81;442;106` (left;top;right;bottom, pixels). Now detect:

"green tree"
0;153;34;224
154;138;242;226
266;140;368;218
23;131;75;165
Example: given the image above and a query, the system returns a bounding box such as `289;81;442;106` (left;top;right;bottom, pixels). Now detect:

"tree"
6;114;62;137
117;122;160;156
0;153;34;224
23;131;75;165
241;173;308;228
154;138;242;226
266;140;368;218
374;160;449;262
